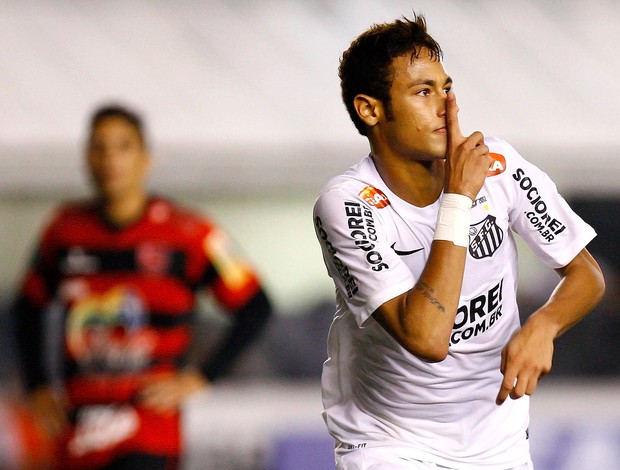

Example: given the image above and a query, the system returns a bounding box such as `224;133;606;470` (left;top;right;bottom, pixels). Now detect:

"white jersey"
313;137;596;469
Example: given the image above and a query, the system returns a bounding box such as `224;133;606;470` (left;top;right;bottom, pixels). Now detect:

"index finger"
446;91;463;149
496;374;515;405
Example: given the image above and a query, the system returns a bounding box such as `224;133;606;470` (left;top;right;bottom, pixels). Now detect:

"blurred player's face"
377;48;452;161
87;117;150;201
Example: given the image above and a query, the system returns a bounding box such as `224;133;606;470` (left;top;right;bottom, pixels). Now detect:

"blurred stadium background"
1;1;619;468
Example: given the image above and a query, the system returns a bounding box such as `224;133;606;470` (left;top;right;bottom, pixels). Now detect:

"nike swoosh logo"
391;242;424;256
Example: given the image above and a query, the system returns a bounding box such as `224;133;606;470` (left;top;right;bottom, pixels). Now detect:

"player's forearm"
375;240;467;361
526;249;605;339
200;288;272;381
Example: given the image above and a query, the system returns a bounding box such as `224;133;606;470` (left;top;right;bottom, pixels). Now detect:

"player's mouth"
433;126;447;134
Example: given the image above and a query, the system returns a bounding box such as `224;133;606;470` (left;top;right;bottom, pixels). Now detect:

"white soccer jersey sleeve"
313;184;416;326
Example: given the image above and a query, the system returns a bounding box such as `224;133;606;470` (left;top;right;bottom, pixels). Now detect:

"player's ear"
354;94;383;128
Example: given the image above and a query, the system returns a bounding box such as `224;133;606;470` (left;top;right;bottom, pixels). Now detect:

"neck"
101;191;148;227
371;152;444;207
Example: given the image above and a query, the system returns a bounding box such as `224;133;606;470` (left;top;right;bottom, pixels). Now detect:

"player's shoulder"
36;200;100;244
484;136;520;158
483;136;528;179
316;156;379;205
48;199;98;226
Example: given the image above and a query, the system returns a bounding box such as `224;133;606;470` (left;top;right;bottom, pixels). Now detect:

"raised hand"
443;92;492;201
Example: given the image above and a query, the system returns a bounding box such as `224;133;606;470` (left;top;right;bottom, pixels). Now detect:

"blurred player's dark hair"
90;103;147;145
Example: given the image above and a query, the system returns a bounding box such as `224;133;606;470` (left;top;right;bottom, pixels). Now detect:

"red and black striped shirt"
14;196;271;406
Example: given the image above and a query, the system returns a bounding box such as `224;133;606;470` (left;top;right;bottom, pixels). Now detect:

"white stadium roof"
1;0;619;197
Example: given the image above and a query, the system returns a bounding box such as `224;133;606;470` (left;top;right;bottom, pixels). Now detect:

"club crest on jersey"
358;185;390;208
487;153;507;177
468;215;504;259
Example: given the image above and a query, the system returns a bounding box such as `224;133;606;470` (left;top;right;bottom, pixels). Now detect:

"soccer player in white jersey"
313;14;605;470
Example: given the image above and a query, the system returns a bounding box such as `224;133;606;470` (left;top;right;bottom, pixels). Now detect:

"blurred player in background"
11;104;273;469
313;14;605;469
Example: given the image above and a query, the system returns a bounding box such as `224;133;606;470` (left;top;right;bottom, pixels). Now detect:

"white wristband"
433;193;472;247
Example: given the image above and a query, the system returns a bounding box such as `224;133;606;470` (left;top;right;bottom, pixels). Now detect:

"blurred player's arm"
196;227;273;381
200;288;272;381
13;265;69;437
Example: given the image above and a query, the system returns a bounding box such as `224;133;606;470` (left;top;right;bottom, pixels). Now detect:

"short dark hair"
89;104;147;146
339;14;443;136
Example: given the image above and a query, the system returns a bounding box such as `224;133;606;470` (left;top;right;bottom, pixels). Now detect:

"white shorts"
336;447;534;470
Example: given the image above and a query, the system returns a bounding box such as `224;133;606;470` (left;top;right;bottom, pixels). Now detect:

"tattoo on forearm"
415;281;446;313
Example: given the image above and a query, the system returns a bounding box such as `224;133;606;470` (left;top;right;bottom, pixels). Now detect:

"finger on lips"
446;93;463;140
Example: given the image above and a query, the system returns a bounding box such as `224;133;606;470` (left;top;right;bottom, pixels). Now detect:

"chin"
422;149;447;161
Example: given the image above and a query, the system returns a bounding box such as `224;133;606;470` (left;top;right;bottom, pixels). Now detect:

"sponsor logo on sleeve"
512;168;567;242
487;153;507;176
315;216;358;298
344;201;389;272
202;229;253;290
358;185;390;208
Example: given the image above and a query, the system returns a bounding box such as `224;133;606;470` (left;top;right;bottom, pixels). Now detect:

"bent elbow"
594;271;606;306
403;339;449;363
418;351;449;363
587;257;607;307
577;249;607;307
418;347;449;363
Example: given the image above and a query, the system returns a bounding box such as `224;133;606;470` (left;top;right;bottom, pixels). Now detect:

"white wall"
2;0;619;197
